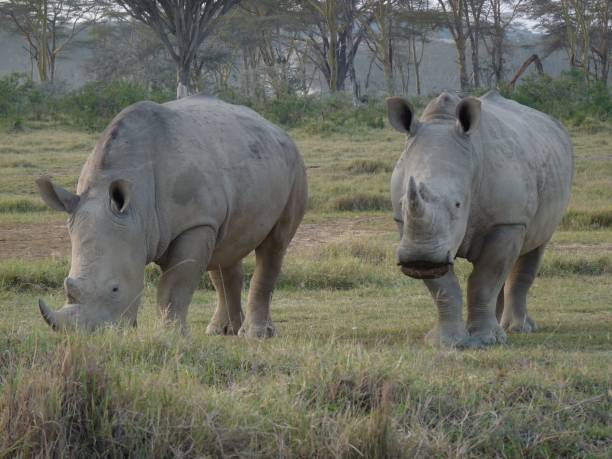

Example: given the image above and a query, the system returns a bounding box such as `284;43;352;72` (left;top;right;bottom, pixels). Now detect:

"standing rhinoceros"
387;90;573;348
36;95;307;338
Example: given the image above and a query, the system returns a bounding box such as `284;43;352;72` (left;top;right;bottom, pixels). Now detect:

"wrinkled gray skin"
37;95;307;338
388;90;573;348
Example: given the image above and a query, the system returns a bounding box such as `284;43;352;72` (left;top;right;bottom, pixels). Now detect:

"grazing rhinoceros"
387;90;573;348
36;95;307;338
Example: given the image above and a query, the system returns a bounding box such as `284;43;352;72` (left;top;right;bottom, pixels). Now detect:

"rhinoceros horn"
407;176;425;217
38;299;83;331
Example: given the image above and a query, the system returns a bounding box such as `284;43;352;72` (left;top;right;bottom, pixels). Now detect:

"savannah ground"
0;122;610;457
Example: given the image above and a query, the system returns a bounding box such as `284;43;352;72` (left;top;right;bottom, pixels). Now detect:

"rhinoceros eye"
455;202;461;208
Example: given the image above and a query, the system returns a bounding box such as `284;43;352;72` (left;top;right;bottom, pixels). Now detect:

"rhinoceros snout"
397;250;453;279
63;276;83;303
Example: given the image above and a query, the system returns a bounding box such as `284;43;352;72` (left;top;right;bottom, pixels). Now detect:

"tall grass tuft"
561;209;612;230
332;194;392;212
346;159;394;175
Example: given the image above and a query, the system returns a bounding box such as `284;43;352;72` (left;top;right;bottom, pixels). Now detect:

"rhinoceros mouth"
399;261;450;279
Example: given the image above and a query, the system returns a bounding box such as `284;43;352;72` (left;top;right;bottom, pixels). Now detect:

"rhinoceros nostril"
64;277;81;303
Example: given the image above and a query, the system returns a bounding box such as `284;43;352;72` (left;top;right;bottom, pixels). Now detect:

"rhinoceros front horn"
38;298;59;330
407;176;425;217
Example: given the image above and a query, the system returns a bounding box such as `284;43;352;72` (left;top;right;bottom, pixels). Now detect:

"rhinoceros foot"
462;322;507;348
425;323;470;348
238;322;276;339
205;321;241;336
501;314;537;333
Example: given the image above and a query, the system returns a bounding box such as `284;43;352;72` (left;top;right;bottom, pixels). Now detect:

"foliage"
2;71;611;135
0;73;49;120
61;81;173;131
505;70;612;124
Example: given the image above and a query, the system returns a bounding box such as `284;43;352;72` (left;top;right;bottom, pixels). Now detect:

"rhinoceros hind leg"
500;244;545;333
206;261;244;336
238;235;286;339
239;174;307;339
466;225;525;346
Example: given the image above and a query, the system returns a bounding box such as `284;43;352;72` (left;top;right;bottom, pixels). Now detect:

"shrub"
507;71;612;124
62;81;173;130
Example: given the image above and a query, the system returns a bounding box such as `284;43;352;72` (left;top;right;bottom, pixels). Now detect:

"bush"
0;73;50;123
218;92;388;133
506;71;612;124
62;81;173;130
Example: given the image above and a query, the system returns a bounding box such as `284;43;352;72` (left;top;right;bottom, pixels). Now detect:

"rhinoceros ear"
455;97;481;135
109;179;131;214
36;176;79;213
387;97;419;135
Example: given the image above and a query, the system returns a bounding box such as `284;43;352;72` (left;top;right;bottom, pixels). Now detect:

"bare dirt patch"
0;223;70;260
2;218;610;261
548;242;612;253
0;216;391;261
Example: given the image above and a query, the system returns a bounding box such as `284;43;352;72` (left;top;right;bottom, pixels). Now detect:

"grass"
0;120;611;456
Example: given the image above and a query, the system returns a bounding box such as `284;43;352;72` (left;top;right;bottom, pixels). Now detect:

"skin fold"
388;90;574;348
37;95;308;338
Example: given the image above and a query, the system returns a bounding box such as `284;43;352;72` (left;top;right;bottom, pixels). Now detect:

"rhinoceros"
387;90;573;348
36;95;307;337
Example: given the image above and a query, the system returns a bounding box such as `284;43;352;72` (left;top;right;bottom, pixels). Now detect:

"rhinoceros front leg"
206;261;244;336
465;225;525;347
500;244;544;333
423;268;470;348
157;226;215;334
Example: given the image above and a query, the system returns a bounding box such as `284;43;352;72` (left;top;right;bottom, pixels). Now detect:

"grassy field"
0;121;611;457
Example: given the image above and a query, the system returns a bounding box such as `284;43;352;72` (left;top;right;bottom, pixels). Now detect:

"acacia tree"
395;0;437;95
437;0;470;90
86;21;175;89
481;0;523;86
363;0;398;94
115;0;241;98
528;0;611;84
0;0;107;81
238;0;302;98
463;0;487;87
294;0;371;93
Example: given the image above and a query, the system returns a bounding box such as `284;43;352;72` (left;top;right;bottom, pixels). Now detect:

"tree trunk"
177;63;191;99
456;36;469;91
410;37;421;96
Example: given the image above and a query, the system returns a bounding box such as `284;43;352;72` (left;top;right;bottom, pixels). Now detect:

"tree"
115;0;241;98
86;20;175;90
363;0;400;94
463;0;486;87
527;0;611;85
480;0;523;86
396;0;437;95
437;0;470;91
294;0;371;93
0;0;107;82
238;0;303;98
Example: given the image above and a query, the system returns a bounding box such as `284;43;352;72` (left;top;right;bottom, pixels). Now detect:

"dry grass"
0;123;611;457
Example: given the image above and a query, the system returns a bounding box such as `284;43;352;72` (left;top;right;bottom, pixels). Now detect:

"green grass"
0;122;611;456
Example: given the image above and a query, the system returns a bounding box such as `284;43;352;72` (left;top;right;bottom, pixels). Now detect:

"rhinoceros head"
387;94;481;279
36;176;147;331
